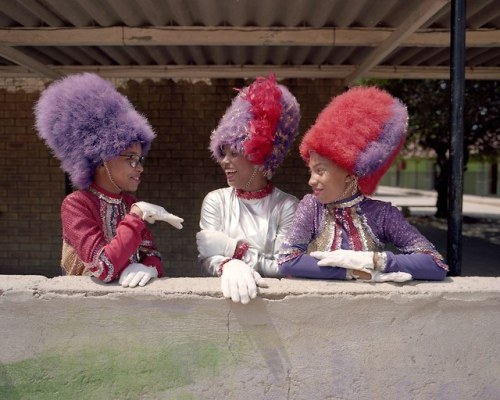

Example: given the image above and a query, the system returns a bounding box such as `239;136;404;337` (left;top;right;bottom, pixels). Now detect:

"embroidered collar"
327;192;364;210
236;182;274;200
89;183;123;205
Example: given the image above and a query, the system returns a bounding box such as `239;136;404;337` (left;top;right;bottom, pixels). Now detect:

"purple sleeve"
365;200;448;280
279;245;347;280
384;252;447;280
278;195;347;280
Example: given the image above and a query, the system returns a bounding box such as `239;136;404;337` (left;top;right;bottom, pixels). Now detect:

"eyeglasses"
120;154;146;168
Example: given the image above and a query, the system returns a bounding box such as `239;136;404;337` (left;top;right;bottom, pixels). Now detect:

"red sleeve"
62;192;147;282
123;194;164;277
102;213;147;277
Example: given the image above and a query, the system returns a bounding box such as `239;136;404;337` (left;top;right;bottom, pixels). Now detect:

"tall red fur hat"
300;86;408;195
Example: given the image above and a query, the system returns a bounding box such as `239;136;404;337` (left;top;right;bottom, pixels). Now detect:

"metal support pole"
447;0;466;276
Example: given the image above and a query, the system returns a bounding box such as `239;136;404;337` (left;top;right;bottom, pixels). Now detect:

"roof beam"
0;45;62;79
0;26;497;47
345;0;451;85
0;64;497;80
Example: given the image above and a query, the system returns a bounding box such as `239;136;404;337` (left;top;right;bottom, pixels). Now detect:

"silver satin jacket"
199;186;298;277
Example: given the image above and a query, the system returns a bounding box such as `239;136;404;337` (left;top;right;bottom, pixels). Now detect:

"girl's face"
308;151;351;204
95;142;144;193
219;145;265;191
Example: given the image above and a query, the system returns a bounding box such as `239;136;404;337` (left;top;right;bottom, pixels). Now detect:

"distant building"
381;156;499;197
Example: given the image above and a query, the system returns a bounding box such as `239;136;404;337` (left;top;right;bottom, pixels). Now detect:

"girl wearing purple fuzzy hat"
35;73;183;287
278;86;448;282
196;75;301;304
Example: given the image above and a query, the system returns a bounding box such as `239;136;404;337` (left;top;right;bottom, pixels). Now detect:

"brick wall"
1;84;64;276
0;77;344;277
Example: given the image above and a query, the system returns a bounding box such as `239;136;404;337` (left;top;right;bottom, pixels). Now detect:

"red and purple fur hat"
34;73;156;189
300;86;408;195
210;74;301;179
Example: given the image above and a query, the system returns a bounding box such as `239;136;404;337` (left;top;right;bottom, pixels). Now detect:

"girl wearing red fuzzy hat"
278;86;448;282
196;74;301;304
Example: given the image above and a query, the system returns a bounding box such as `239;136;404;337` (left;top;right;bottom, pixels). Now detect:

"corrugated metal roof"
0;0;498;81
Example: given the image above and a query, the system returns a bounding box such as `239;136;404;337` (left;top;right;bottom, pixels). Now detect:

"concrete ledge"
1;276;499;399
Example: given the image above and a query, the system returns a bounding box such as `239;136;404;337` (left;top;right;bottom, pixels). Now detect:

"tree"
366;79;499;217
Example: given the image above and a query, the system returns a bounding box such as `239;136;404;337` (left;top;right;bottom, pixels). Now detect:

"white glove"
119;263;158;288
196;230;238;258
311;250;374;271
133;201;184;229
373;271;413;283
221;259;268;305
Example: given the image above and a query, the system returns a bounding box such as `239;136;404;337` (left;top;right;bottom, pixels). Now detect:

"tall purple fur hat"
209;74;301;179
34;73;156;189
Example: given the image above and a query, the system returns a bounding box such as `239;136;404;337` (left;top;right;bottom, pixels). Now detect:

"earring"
337;175;358;201
243;166;259;191
103;160;122;192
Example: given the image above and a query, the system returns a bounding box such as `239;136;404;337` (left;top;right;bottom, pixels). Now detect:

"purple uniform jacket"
278;193;448;280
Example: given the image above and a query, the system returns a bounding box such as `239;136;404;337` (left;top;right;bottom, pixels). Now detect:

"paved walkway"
373;186;500;277
373;186;500;218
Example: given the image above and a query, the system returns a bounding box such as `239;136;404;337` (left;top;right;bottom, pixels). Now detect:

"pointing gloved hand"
132;201;184;229
221;259;268;305
119;263;158;288
196;230;238;258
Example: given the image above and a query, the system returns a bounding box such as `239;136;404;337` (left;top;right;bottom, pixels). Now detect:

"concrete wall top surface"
2;275;500;299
